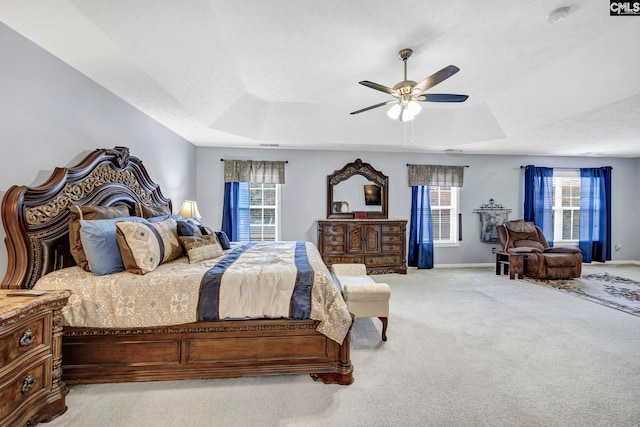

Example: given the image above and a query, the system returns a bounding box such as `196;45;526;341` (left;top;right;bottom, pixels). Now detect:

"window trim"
551;170;580;245
431;186;460;248
248;183;281;241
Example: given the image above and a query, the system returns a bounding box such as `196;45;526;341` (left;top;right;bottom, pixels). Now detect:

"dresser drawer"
382;234;403;244
0;358;49;419
323;244;345;254
323;255;364;267
323;234;344;244
322;224;346;234
382;224;404;233
0;313;48;367
365;254;402;267
382;243;402;252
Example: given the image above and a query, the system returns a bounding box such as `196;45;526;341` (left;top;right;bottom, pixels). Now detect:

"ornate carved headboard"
1;146;172;289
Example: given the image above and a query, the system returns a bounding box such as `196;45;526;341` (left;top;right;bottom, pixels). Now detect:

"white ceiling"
1;0;639;157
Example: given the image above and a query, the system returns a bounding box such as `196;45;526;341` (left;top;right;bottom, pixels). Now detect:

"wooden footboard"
61;319;353;385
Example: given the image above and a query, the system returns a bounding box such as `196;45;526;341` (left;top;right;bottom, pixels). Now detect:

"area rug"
526;273;640;316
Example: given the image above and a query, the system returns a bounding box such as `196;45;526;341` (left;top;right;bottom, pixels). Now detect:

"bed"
1;146;353;386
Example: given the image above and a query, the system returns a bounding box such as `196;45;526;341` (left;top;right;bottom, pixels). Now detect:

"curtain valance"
223;160;286;184
407;165;465;187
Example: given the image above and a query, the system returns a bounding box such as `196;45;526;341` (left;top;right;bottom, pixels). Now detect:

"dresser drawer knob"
19;329;35;346
21;375;36;393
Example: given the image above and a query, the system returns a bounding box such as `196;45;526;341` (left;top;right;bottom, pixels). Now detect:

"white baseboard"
595;260;640;265
427;260;640;269
433;263;493;269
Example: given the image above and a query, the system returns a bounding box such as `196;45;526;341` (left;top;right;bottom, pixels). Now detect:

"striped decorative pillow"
179;234;223;263
115;217;182;274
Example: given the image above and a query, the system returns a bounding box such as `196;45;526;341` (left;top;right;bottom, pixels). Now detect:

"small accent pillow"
134;203;171;219
116;217;182;274
215;231;232;250
79;216;147;275
179;234;223;263
69;205;130;272
177;218;203;237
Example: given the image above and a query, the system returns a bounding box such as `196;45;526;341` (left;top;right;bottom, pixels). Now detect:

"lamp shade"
178;200;201;218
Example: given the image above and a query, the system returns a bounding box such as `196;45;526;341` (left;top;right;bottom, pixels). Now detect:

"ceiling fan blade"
350;99;396;115
413;65;460;94
418;93;469;103
358;81;398;96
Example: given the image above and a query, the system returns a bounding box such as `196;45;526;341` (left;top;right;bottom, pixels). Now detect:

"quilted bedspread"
34;241;352;343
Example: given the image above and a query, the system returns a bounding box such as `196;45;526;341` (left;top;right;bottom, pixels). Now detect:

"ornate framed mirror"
326;159;388;219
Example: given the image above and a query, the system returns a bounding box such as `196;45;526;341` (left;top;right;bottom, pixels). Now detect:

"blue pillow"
146;214;169;223
177;218;203;236
79;216;147;275
148;214;183;223
215;231;231;250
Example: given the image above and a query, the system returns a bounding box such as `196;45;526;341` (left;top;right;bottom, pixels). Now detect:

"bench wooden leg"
378;317;388;341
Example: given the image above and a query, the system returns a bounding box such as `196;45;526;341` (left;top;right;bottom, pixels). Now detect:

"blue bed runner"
197;241;313;321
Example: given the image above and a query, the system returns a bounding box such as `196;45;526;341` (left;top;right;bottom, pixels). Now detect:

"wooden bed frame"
1;146;352;386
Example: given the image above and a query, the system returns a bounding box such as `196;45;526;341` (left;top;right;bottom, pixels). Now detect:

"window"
429;186;459;246
552;170;580;243
248;183;280;241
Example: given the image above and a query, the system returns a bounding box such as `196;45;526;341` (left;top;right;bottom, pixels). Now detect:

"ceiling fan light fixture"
387;103;402;120
407;100;421;116
352;48;467;120
387;99;421;121
400;111;415;122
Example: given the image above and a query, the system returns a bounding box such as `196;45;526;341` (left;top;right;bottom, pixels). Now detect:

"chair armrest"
544;247;581;254
508;247;543;254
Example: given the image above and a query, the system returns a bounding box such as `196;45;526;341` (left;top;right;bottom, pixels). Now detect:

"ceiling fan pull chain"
404;121;408;148
411;120;415;145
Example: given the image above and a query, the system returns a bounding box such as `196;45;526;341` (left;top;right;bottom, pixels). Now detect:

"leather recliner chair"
497;220;582;279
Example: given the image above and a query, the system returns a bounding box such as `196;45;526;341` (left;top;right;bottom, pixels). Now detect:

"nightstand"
0;289;71;426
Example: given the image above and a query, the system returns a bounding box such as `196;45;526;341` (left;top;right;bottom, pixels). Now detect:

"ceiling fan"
351;48;468;121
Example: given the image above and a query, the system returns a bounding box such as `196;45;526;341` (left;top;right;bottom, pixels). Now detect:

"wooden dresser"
317;219;407;274
0;289;71;426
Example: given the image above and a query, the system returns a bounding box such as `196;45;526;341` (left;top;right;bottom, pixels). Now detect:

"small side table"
0;289;71;426
495;251;526;280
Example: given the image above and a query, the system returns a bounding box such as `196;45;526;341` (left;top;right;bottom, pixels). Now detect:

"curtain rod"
407;164;469;167
221;159;288;163
519;166;612;170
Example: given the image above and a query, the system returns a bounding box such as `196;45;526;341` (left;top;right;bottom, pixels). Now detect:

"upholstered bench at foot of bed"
332;263;390;341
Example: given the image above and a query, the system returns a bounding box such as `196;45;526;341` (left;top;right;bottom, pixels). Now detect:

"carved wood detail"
318;219;407;274
326;159;389;219
2;146;171;289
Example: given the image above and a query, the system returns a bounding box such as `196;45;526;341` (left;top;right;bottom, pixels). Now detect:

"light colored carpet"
47;264;640;427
